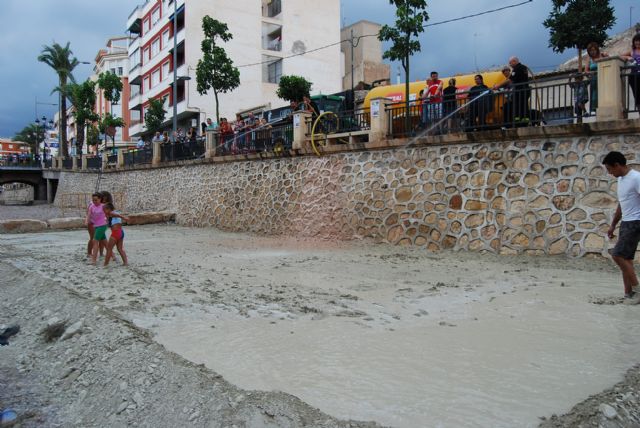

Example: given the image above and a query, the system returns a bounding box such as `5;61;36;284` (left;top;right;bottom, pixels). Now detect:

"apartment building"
94;36;132;148
340;20;390;91
126;0;342;138
0;139;30;159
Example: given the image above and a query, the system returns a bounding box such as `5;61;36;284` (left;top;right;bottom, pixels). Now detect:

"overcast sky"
0;0;636;137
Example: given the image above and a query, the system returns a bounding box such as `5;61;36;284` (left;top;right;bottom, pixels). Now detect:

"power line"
235;0;534;69
424;0;533;27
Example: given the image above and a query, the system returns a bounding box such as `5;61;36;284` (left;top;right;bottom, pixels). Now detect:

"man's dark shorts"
612;220;640;259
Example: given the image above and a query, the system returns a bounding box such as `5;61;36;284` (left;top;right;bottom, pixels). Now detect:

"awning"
127;18;141;34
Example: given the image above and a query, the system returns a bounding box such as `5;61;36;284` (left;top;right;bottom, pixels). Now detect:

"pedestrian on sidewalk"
603;151;640;304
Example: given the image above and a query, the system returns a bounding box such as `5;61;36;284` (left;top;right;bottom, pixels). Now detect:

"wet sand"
2;224;639;427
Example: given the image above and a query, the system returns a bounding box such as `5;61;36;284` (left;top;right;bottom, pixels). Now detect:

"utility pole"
351;28;356;112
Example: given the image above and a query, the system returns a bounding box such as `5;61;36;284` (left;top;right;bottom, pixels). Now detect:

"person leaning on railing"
442;78;458;132
465;74;493;132
585;42;608;113
493;67;514;127
510;57;531;124
219;118;234;154
621;34;640;112
569;73;590;120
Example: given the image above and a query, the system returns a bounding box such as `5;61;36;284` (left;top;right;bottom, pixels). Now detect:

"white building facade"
93;36;132;149
126;0;342;138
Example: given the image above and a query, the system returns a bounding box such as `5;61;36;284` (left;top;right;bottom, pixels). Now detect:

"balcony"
127;5;143;34
129;89;142;110
129;120;144;137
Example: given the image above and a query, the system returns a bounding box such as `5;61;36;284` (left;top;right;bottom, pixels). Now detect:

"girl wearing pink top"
86;192;109;265
85;193;102;257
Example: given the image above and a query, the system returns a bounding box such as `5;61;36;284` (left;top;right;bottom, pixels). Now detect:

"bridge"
0;165;59;202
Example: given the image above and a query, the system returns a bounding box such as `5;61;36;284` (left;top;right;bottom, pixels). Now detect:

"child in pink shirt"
85;192;108;265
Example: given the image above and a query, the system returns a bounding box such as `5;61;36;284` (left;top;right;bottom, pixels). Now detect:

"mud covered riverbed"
2;225;640;427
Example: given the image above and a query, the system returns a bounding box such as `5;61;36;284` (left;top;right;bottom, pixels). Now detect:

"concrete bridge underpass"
0;166;59;202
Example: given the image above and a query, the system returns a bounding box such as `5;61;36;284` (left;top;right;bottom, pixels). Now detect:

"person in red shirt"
218;118;234;154
421;71;443;131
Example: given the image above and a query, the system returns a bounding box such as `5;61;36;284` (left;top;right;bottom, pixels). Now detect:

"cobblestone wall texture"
56;133;640;257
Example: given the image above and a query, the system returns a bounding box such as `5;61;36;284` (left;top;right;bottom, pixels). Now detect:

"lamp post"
34;116;54;162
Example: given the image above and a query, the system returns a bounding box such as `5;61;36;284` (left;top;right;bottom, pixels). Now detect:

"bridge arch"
0;168;49;201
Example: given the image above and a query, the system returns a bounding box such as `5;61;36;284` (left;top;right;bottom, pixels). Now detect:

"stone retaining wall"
55;128;640;257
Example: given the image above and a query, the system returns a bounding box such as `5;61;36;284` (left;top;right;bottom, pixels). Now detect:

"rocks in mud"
599;403;618;419
40;317;84;342
41;318;68;342
46;217;85;230
125;211;176;226
0;219;48;234
61;320;84;341
0;212;175;234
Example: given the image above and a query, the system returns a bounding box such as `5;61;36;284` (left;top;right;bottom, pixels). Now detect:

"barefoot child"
99;191;116;262
103;203;129;267
84;194;100;257
86;193;108;264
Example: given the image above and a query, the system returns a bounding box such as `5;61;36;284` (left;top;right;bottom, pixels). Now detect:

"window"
163;95;170;110
152;69;160;87
143;47;150;65
118;67;123;76
162;61;170;80
130;49;140;69
8;144;13;149
151;7;160;25
267;59;282;83
162;29;170;48
151;38;160;57
144;18;150;32
144;76;150;91
110;68;116;74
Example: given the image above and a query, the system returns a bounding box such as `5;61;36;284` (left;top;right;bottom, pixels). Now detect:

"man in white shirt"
603;151;640;304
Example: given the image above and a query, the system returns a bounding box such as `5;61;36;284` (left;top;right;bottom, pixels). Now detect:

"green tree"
543;0;616;72
378;0;429;134
86;124;100;150
276;75;313;103
66;80;99;155
14;124;45;155
98;113;126;150
97;71;123;113
144;98;166;135
38;42;80;157
196;16;241;124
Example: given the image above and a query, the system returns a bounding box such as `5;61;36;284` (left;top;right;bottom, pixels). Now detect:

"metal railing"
107;153;118;166
214;122;293;156
386;76;585;138
0;157;42;168
622;65;640;114
124;147;153;167
160;138;206;162
304;109;371;139
86;155;101;170
62;157;73;169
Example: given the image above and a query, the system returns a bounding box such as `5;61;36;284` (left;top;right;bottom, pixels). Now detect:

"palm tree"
38;42;79;157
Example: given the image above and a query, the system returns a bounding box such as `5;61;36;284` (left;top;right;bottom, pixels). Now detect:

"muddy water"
149;282;640;428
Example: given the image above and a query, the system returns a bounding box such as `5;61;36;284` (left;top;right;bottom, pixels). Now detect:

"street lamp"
35;116;54;161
